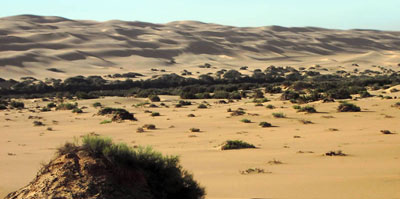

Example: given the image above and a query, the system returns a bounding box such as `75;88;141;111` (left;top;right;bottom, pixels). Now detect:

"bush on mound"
98;107;136;121
337;102;361;112
221;140;256;150
5;136;205;199
148;95;161;102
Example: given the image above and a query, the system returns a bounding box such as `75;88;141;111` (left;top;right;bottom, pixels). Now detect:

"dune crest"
1;15;400;79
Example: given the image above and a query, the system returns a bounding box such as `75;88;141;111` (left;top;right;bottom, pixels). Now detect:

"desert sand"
1;15;400;199
1;15;400;80
1;90;400;199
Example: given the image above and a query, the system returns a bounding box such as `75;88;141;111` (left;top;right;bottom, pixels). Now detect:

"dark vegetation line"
0;66;399;103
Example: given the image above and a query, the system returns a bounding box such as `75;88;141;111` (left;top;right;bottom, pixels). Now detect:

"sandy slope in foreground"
1;15;400;80
1;90;399;199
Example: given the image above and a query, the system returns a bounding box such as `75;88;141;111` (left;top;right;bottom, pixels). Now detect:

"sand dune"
1;15;400;79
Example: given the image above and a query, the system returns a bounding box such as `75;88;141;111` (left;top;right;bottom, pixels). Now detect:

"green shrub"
240;119;251;123
47;102;56;108
266;104;275;109
221;140;256;150
98;107;136;121
298;105;317;113
10;101;24;109
292;105;301;110
56;103;77;110
253;98;269;103
190;128;200;132
41;107;51;112
272;112;286;118
93;102;102;108
359;91;372;98
178;100;192;106
337;102;361;112
72;108;83;113
198;104;207;109
259;122;272;127
148;95;161;102
57;136;205;198
0;104;7;110
151;112;160;117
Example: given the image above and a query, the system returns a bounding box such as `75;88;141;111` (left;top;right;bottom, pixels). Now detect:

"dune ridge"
0;15;400;79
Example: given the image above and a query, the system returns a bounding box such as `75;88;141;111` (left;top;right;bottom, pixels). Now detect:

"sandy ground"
1;89;400;199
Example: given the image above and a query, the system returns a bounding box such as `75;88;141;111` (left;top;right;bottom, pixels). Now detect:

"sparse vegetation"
325;150;347;156
259;121;272;127
240;168;270;175
98;107;136;121
266;104;275;109
148;95;161;102
33;121;44;126
240;118;251;123
197;104;207;109
272;112;286;118
221;140;256;150
55;136;205;199
297;105;317;113
100;120;112;124
380;130;393;134
72;107;83;113
56;103;77;110
93;102;102;108
151;112;160;117
143;124;156;130
190;128;200;132
10;101;24;109
337;101;361;112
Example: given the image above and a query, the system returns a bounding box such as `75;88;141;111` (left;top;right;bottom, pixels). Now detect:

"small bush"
337;102;361;112
148;95;161;102
253;98;269;103
76;135;205;198
187;114;195;117
266;104;275;109
259;121;272;127
10;101;24;109
198;104;207;109
325;150;347;156
189;128;200;132
41;107;51;112
143;124;156;130
151;112;160;117
178;100;192;106
93;102;102;108
98;107;136;121
56;103;77;110
298;105;317;113
72;108;83;113
359;91;372;98
292;105;301;110
221;140;256;150
380;130;393;134
47;102;57;108
0;104;7;110
240;119;251;123
33;121;44;126
272;112;286;118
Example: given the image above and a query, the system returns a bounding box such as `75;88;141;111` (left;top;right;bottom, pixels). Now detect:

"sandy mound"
5;136;205;199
